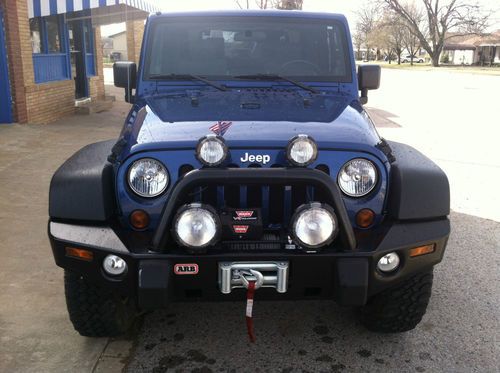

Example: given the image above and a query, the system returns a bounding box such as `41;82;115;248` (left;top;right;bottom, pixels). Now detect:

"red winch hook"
239;269;264;343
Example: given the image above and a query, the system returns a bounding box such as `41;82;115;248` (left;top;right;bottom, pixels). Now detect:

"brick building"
0;0;158;124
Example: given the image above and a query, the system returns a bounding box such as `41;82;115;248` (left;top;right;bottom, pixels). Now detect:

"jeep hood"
120;91;381;156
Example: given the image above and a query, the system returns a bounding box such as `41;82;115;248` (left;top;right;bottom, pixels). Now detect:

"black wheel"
64;270;137;337
359;270;433;333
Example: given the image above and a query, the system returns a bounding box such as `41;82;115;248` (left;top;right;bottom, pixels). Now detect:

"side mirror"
358;65;381;105
113;61;137;103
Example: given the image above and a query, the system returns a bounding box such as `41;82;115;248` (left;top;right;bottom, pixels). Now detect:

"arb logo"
174;263;199;275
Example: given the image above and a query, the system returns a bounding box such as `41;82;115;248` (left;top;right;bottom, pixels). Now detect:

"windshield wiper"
234;74;319;94
148;73;228;91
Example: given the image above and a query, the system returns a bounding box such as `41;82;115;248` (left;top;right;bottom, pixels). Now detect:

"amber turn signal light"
356;208;375;228
130;209;150;229
65;247;93;261
410;244;436;257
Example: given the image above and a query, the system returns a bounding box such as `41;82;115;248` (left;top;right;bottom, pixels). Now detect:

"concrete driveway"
0;69;499;372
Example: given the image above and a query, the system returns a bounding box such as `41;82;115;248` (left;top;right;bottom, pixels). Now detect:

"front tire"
359;270;433;333
64;270;137;337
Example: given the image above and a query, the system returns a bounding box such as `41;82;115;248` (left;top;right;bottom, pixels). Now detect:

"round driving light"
128;158;168;197
103;255;127;276
130;209;150;230
173;204;220;248
287;134;318;166
377;252;400;273
196;135;228;166
290;203;338;249
338;158;377;197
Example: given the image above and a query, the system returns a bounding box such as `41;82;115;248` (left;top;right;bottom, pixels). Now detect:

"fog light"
196;135;228;166
103;255;127;276
286;134;318;166
377;252;400;273
173;203;220;248
290;202;338;249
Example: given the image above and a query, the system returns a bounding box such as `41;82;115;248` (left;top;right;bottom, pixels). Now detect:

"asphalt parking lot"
0;68;499;372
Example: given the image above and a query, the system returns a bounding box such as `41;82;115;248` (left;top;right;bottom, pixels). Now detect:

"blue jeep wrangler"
48;10;450;337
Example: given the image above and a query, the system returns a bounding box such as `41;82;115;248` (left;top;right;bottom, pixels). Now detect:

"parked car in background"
401;55;425;63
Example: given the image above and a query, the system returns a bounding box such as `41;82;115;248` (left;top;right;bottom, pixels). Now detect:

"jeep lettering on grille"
240;152;271;165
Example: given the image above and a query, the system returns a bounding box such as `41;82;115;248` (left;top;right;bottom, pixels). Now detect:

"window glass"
29;18;42;53
45;15;61;53
83;23;93;53
145;17;351;82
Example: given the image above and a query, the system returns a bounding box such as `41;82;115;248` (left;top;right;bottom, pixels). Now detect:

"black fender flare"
386;141;450;220
49;140;116;222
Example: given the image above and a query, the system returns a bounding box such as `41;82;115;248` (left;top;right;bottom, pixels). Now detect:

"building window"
30;16;63;54
29;18;42;53
45;15;61;53
83;20;96;76
31;15;71;83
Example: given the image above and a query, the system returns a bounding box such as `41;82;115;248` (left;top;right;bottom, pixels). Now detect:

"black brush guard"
152;168;357;252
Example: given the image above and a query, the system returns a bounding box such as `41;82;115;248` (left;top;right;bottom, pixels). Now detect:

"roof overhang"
28;0;161;25
443;44;476;51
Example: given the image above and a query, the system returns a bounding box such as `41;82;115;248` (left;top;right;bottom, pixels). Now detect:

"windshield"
144;16;352;83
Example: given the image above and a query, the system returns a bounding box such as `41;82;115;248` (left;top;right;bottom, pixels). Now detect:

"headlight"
338;158;377;197
196;135;228;166
290;202;338;249
173;203;220;248
287;134;318;166
128;158;168;197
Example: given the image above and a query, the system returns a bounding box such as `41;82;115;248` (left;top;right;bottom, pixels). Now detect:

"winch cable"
245;280;257;343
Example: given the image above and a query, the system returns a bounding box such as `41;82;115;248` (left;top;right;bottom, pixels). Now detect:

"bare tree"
382;0;490;66
352;29;365;61
387;17;406;64
256;0;270;9
275;0;303;9
235;0;250;9
236;0;302;9
355;4;382;61
377;13;406;64
402;28;421;65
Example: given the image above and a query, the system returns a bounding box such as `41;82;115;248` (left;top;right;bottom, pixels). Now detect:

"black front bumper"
49;218;450;308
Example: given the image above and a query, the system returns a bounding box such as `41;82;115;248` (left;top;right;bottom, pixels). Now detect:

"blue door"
0;8;13;123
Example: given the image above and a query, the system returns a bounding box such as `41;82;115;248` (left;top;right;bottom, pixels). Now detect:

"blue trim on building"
32;14;72;83
0;8;13;123
49;0;57;15
66;0;74;12
84;19;96;76
33;0;41;17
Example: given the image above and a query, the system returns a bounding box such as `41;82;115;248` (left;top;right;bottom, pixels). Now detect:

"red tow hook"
239;269;264;343
246;281;257;343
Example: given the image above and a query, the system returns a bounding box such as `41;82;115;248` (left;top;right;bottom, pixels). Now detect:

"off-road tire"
360;270;433;333
64;270;136;337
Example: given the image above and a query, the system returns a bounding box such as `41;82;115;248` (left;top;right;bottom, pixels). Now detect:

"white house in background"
102;31;127;61
443;31;500;65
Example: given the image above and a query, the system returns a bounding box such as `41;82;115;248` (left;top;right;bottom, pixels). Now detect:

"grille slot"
176;163;314;227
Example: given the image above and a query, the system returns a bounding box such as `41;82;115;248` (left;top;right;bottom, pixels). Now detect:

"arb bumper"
49;217;449;309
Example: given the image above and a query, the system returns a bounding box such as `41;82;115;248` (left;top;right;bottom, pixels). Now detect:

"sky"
101;0;500;36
